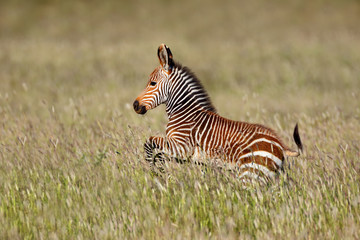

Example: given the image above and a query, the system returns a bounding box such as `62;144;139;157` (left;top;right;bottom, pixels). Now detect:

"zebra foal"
133;44;302;182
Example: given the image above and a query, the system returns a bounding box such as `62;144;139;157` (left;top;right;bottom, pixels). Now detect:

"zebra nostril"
139;105;147;115
133;100;139;111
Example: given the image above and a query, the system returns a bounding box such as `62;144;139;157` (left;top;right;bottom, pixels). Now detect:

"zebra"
133;44;303;182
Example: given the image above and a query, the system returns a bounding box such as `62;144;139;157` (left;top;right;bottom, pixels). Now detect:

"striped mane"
174;62;217;113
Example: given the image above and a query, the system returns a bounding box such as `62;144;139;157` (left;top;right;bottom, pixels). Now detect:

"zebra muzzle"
133;100;147;114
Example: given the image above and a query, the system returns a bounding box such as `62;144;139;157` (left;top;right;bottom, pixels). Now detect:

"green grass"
0;0;359;239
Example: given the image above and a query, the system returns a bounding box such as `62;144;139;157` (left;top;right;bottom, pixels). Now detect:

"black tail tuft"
293;123;303;153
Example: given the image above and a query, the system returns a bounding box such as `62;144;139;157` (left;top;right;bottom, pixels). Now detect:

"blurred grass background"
0;0;359;239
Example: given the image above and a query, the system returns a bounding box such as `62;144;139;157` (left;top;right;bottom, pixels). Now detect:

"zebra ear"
157;44;174;72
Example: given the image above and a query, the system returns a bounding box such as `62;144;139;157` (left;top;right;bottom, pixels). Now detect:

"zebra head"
133;44;174;115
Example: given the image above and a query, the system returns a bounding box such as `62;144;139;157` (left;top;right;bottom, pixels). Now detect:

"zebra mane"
174;62;217;113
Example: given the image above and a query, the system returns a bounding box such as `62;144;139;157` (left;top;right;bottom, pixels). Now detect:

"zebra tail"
285;123;303;157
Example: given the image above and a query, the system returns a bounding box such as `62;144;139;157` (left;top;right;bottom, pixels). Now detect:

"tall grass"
0;0;359;239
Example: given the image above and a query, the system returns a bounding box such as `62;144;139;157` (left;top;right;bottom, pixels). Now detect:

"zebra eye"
150;81;157;86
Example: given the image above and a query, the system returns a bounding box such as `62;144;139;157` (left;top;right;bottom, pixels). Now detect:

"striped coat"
133;44;302;182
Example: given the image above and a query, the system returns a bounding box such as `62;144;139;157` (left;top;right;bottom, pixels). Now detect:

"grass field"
0;0;359;239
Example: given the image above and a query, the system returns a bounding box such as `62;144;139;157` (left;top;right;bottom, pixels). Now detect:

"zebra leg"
144;136;191;164
144;138;155;162
144;136;170;162
144;136;175;173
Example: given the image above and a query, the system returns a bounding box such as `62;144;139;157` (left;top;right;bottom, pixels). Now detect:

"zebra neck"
165;66;216;118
